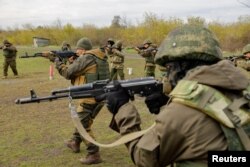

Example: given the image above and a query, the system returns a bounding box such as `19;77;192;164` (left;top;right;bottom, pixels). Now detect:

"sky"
0;0;249;29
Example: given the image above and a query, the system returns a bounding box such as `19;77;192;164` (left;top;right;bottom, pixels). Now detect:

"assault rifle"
130;44;158;52
15;77;163;104
19;50;77;60
224;55;245;62
224;55;248;67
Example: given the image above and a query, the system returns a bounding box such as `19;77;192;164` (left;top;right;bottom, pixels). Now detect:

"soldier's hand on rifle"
68;56;75;63
145;93;169;114
95;81;130;115
46;52;56;62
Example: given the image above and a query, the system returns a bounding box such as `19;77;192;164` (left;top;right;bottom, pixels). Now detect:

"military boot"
79;152;103;165
64;139;81;153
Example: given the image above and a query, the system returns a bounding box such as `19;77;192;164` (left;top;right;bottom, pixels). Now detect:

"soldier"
61;41;71;51
0;40;18;79
110;40;125;80
232;44;250;71
54;37;110;165
105;38;115;56
243;44;250;58
135;39;157;77
96;25;250;166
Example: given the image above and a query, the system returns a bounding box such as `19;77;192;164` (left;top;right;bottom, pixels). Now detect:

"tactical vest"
3;46;16;58
169;80;250;151
85;49;110;83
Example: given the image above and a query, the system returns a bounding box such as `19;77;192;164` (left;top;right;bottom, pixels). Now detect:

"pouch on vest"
170;80;250;150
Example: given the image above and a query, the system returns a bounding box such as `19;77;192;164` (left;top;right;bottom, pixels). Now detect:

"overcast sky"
0;0;249;29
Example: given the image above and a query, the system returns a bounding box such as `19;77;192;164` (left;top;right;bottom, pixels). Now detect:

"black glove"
54;57;64;69
95;81;130;115
145;93;169;114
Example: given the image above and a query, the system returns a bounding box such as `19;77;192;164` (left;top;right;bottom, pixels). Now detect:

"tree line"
0;13;249;52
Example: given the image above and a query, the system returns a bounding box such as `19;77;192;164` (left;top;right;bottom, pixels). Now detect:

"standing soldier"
135;39;157;77
110;40;125;80
105;38;115;56
61;41;71;51
1;40;18;79
53;37;110;165
243;44;250;58
233;44;250;71
97;25;250;166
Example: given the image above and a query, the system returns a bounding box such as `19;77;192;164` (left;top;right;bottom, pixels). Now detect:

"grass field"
0;46;161;167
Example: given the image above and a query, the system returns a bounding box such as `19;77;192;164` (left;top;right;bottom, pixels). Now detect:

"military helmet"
107;38;115;45
113;40;122;48
242;44;250;55
108;38;114;43
155;25;223;66
3;39;10;44
143;39;152;45
62;41;68;46
76;37;92;50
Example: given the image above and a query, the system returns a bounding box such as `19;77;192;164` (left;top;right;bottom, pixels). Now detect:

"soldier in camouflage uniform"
233;44;250;71
61;41;71;51
135;39;157;77
97;25;250;166
110;40;125;80
105;38;115;56
1;40;18;79
54;37;110;165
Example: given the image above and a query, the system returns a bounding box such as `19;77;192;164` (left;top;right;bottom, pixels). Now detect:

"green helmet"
242;44;250;55
155;25;223;66
107;38;115;46
143;39;152;45
76;37;92;50
108;38;114;43
62;41;68;46
113;40;122;48
3;39;10;44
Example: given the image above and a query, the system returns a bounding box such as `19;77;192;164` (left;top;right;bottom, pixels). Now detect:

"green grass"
0;46;159;167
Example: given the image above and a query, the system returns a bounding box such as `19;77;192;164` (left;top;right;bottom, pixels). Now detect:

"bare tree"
237;0;250;8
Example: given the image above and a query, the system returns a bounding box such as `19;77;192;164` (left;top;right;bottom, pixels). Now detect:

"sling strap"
69;102;155;148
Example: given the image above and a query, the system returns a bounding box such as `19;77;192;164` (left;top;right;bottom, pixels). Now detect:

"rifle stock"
15;77;163;104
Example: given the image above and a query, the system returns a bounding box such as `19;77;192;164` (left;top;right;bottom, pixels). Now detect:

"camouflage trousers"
72;103;103;154
144;65;155;77
3;58;18;76
110;68;125;80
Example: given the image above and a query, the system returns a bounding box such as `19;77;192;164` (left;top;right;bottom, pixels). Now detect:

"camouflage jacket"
2;45;17;59
138;45;157;66
112;60;249;167
110;49;125;69
55;49;109;104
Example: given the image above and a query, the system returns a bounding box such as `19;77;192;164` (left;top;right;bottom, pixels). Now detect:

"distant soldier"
61;41;71;51
53;37;110;165
234;44;250;71
0;40;18;79
135;39;157;77
110;40;125;80
105;38;115;56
